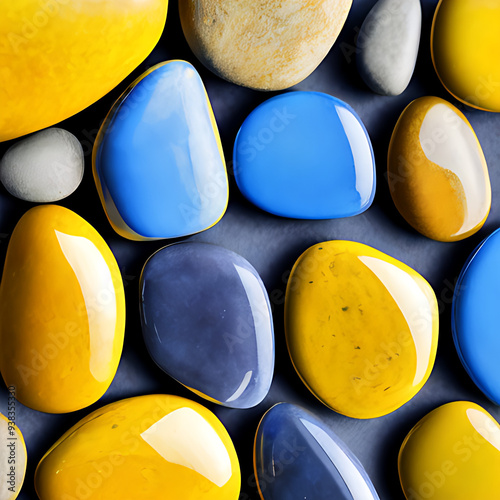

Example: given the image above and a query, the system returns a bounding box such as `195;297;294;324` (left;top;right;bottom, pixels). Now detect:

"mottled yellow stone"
285;241;438;419
179;0;352;91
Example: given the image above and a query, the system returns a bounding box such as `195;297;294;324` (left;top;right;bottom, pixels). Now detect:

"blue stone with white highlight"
93;60;228;240
140;242;275;409
233;91;376;220
452;228;500;405
254;403;380;500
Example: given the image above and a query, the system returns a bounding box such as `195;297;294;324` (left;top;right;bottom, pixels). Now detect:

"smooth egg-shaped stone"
35;395;241;499
140;242;274;409
179;0;352;91
254;403;380;500
0;412;27;500
431;0;500;112
0;1;167;142
0;128;84;202
388;96;491;242
234;91;376;219
357;0;421;96
452;229;500;404
0;205;125;413
93;60;228;240
285;240;439;419
399;401;500;500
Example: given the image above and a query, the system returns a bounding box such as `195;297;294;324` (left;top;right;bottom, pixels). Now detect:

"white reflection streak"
226;370;253;403
467;408;500;452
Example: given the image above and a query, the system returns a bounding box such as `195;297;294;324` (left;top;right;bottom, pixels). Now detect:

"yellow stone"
399;401;500;500
388;96;491;242
285;241;439;419
0;0;168;142
0;412;27;500
35;395;241;499
431;0;500;112
179;0;352;91
0;205;125;414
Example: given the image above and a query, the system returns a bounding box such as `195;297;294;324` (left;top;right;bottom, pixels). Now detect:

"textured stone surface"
388;96;491;242
357;0;421;96
93;60;228;241
35;395;241;499
285;240;438;419
452;228;500;405
255;403;380;500
0;128;84;203
140;242;274;409
0;205;125;413
234;91;375;219
0;0;167;142
399;401;500;500
0;412;26;500
179;0;352;91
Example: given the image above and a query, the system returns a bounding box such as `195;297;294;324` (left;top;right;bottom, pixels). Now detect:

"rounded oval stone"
452;228;500;404
0;412;27;500
35;395;241;499
140;242;274;409
93;60;228;241
285;240;439;419
388;96;491;242
179;0;352;91
431;0;500;112
0;128;84;203
254;403;380;500
0;0;168;142
0;205;125;413
399;401;500;500
234;91;376;219
357;0;421;96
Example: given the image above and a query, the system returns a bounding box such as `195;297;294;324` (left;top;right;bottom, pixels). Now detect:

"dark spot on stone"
355;346;361;350
342;306;349;311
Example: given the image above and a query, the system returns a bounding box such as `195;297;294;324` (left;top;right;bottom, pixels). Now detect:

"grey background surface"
1;1;499;498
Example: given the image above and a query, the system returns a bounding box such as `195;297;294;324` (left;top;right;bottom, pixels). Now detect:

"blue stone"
140;242;274;409
452;228;500;404
254;403;380;500
93;60;228;240
233;91;376;220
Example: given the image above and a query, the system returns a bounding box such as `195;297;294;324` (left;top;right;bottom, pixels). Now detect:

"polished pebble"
0;128;84;203
357;0;421;96
399;401;500;500
285;240;438;419
35;395;241;499
234;91;376;219
0;0;167;142
0;412;27;500
140;242;274;409
93;60;228;240
431;0;500;112
254;403;380;500
0;205;125;413
179;0;352;91
453;228;500;404
388;96;491;242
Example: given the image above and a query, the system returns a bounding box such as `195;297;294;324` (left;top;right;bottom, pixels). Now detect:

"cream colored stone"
179;0;352;91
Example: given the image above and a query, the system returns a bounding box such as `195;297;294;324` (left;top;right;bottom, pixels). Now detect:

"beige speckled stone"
179;0;352;91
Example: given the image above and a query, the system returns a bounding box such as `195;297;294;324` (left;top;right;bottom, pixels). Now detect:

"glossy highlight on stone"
431;0;500;112
179;0;352;91
285;240;439;419
93;60;228;241
452;228;500;405
0;0;168;142
0;412;27;500
254;403;380;500
140;242;274;409
234;92;376;220
35;395;241;499
0;205;125;413
388;96;491;242
399;401;500;500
